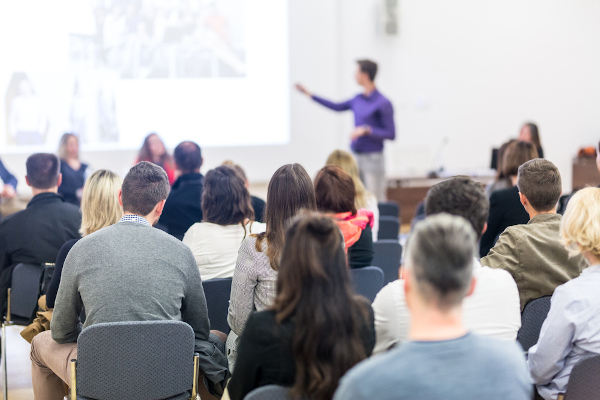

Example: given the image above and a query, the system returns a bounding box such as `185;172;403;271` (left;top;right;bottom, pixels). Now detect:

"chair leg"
70;359;77;400
2;288;12;400
190;354;200;400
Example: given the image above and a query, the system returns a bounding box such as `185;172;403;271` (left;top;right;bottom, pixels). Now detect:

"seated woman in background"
519;122;544;158
528;187;600;400
183;165;265;280
57;133;90;206
479;141;538;257
46;170;122;308
315;165;374;268
222;160;267;223
486;139;517;197
136;133;175;185
326;150;379;240
227;164;317;371
225;213;375;400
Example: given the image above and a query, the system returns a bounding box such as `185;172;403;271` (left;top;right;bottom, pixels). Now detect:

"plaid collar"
119;214;151;226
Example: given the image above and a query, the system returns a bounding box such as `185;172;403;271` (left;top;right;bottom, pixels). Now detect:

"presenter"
296;59;395;201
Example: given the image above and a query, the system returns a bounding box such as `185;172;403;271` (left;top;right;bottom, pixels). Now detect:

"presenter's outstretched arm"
295;83;351;112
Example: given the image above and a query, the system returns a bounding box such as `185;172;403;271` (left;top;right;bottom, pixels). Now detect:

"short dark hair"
202;166;254;225
173;141;202;174
357;59;378;81
26;153;60;189
121;161;170;216
517;159;562;212
314;166;357;215
425;176;489;240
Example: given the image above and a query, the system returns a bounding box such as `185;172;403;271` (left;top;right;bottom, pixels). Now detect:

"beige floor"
0;325;34;399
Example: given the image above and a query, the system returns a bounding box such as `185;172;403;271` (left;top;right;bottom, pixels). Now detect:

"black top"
537;146;544;159
228;304;375;400
251;195;266;223
479;186;530;257
158;172;204;240
0;158;17;189
349;225;374;269
46;238;79;308
58;160;88;206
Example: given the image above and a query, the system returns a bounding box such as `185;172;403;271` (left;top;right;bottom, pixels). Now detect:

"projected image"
5;73;49;146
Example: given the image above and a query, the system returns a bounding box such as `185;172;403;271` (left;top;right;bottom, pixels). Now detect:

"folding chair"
378;216;400;240
202;277;233;333
558;354;600;400
378;201;400;218
245;384;293;400
516;296;552;352
351;266;384;303
372;240;403;286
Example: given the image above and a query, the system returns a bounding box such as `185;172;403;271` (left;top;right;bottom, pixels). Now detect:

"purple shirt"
312;89;395;153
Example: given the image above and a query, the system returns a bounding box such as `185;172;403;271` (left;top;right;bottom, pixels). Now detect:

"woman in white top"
183;165;265;280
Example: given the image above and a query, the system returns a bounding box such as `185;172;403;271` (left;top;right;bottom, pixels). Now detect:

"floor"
0;325;34;399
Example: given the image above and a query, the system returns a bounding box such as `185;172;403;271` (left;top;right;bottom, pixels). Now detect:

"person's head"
355;59;378;85
222;160;249;187
495;139;517;179
519;122;541;148
425;176;489;240
255;164;317;270
273;212;369;399
57;133;80;160
138;133;169;163
202;166;254;226
25;153;61;191
173;141;202;174
517;159;562;213
501;141;538;178
314;165;357;215
404;214;477;313
80;170;123;236
120;161;170;224
561;187;600;263
325;150;369;208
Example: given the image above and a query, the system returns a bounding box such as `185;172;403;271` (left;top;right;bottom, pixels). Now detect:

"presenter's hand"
351;126;371;141
295;83;312;97
1;184;16;199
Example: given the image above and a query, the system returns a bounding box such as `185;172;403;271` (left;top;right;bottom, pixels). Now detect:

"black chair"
7;263;44;325
351;266;384;303
516;296;552;352
372;240;402;286
378;201;400;218
378;216;400;240
202;277;233;333
245;384;293;400
560;354;600;400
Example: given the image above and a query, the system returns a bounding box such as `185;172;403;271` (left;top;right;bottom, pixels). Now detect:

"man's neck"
362;82;376;96
408;304;467;342
31;187;58;197
527;207;557;219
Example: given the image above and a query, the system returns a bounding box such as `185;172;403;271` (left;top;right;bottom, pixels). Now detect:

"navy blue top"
58;160;88;206
0;158;17;189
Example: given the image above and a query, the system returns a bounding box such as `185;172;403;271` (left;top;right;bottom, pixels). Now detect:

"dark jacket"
251;196;266;223
349;225;374;269
158;173;204;240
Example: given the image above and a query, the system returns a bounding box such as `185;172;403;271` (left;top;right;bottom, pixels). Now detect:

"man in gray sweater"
30;161;228;400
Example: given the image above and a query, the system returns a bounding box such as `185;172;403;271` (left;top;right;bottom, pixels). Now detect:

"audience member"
334;214;532;400
46;170;122;308
30;162;228;399
519;122;544;158
314;165;374;268
326;149;380;240
0;157;18;200
372;176;521;353
480;141;538;256
0;153;81;314
226;213;375;400
158;141;204;239
57;133;90;206
222;160;267;223
528;187;600;400
227;164;317;370
486;139;517;197
136;132;175;184
183;166;265;280
481;159;587;310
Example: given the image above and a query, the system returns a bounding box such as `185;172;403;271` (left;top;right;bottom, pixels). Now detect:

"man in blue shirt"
296;59;395;200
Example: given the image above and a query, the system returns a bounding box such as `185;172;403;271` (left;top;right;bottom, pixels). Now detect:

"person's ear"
518;192;528;207
56;173;62;187
466;276;477;297
481;222;488;235
155;199;167;217
200;157;204;168
118;189;123;207
25;176;31;187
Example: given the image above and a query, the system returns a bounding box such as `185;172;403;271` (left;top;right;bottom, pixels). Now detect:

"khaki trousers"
30;331;77;400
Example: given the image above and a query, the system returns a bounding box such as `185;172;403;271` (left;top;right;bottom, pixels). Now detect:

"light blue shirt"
528;265;600;400
119;214;151;226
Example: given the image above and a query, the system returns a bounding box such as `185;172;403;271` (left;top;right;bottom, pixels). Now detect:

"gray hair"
406;213;477;310
121;161;170;216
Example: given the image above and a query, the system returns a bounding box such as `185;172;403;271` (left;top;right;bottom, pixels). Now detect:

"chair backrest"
378;216;400;240
372;240;403;286
516;295;552;352
378;201;400;218
76;320;195;400
245;384;292;400
10;263;43;323
564;354;600;399
351;266;384;303
202;277;233;333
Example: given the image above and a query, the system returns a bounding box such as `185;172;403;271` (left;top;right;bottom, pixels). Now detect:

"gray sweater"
51;222;228;385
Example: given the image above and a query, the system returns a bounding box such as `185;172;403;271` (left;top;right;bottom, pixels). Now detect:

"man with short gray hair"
334;214;532;400
30;162;228;399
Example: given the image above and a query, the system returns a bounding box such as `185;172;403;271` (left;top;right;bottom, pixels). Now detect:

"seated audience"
481;159;587;310
226;213;375;400
326;149;380;240
227;164;317;370
183;166;265;280
46;170;122;308
136;132;175;185
222;160;267;223
334;214;532;400
30;162;228;399
519;121;544;158
0;157;18;200
372;176;521;353
57;133;89;206
480;141;538;256
528;187;600;400
486;139;516;197
0;153;81;313
314;165;374;268
158;141;204;239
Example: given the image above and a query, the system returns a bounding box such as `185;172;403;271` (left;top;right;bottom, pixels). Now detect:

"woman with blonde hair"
46;170;123;308
528;187;599;400
57;133;90;206
326;150;379;240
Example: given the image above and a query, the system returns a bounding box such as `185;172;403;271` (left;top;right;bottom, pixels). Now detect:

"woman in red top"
136;133;175;185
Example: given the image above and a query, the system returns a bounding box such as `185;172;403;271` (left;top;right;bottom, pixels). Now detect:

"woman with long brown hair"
226;213;375;400
226;164;317;370
136;133;175;184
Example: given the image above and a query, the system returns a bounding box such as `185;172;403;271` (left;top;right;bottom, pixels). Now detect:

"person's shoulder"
469;334;524;364
243;310;281;341
0;208;24;227
58;201;81;215
374;280;405;305
248;221;266;234
341;346;405;387
491;186;518;201
476;265;517;287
